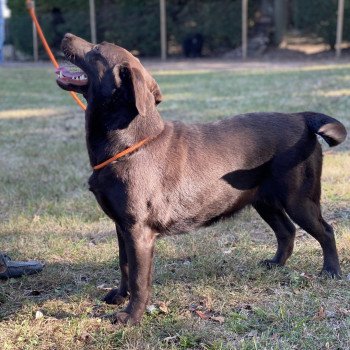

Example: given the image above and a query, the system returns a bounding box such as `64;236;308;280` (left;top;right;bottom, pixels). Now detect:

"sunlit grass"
0;108;69;119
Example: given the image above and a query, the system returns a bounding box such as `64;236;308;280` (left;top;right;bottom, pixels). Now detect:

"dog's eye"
93;45;100;52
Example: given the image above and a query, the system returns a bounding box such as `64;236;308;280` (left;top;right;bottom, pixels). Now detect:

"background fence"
5;0;350;60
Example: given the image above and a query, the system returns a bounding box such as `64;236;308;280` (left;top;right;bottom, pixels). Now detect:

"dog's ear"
114;63;162;116
129;66;155;117
149;76;162;105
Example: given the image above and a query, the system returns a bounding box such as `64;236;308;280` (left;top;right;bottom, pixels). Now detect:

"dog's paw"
102;289;128;305
320;267;342;279
112;311;130;324
111;311;140;325
259;259;282;269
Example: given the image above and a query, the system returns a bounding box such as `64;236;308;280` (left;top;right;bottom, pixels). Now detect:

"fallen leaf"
210;315;225;324
314;306;326;320
195;310;209;320
337;308;350;316
156;301;169;314
163;335;179;343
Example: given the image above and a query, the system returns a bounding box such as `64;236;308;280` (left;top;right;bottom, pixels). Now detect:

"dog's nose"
64;33;75;40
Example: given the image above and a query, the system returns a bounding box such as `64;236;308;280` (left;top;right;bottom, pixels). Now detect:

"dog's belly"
146;180;258;235
89;167;259;237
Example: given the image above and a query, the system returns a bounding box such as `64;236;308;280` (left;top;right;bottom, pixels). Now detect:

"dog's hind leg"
285;199;341;278
253;201;296;267
103;227;129;305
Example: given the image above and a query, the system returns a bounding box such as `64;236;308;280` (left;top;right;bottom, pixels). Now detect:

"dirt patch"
2;49;350;74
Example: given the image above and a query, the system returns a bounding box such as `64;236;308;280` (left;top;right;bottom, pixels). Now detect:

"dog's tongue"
55;65;88;86
55;66;84;78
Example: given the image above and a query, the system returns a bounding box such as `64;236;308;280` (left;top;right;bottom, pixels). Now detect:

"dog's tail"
300;111;347;147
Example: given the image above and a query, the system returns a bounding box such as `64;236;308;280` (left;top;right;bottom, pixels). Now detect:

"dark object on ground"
56;33;347;325
182;33;203;57
0;253;44;279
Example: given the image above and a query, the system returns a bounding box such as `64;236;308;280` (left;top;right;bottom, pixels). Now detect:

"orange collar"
93;137;150;171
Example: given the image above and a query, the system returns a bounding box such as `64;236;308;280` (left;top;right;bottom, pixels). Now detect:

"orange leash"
26;0;86;111
26;0;149;169
93;138;150;170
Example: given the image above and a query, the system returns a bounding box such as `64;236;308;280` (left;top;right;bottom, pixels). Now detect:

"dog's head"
56;33;162;116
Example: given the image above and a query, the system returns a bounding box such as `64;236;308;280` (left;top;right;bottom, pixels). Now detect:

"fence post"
242;0;248;60
274;0;287;46
160;0;167;60
0;0;4;63
32;21;38;61
32;1;38;61
89;0;97;44
336;0;344;59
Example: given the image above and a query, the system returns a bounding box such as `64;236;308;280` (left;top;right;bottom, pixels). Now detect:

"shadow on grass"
1;196;349;322
2;237;347;323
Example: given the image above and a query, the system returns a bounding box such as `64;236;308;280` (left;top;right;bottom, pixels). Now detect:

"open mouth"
56;65;88;86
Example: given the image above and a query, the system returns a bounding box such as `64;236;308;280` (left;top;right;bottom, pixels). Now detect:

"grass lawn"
0;61;349;350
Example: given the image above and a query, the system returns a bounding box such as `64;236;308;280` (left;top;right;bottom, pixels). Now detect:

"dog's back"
136;112;346;236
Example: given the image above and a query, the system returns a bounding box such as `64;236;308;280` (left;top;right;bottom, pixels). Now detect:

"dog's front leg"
112;225;156;325
103;227;129;305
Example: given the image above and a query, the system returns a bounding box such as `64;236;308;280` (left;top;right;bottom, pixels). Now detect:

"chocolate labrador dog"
56;33;347;324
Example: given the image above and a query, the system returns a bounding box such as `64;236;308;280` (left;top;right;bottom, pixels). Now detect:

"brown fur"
57;33;347;324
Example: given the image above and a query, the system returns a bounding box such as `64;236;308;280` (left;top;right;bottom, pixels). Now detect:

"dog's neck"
85;101;164;167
